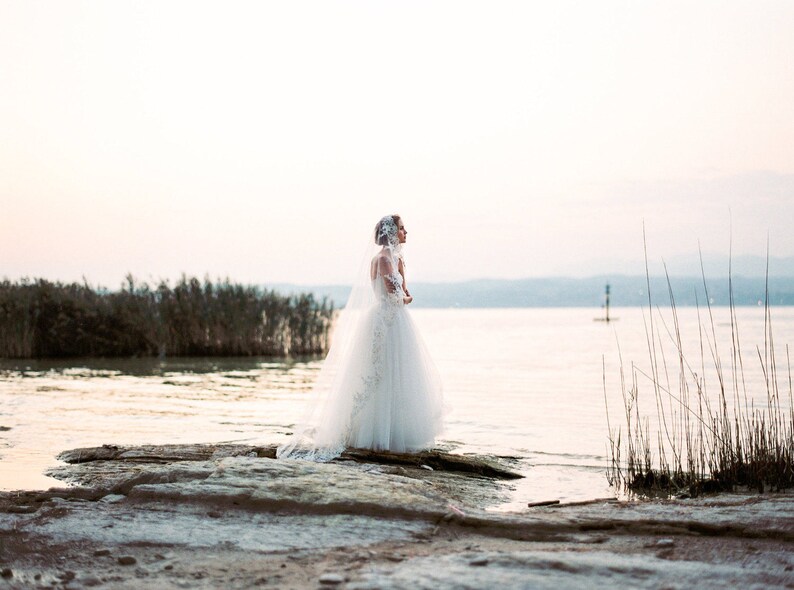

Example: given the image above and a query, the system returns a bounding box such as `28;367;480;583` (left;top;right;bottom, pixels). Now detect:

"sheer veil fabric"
276;215;444;461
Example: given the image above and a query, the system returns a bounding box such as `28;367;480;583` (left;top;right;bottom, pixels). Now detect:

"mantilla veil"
277;215;444;461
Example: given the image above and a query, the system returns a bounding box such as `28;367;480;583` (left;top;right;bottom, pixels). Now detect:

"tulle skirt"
312;302;444;453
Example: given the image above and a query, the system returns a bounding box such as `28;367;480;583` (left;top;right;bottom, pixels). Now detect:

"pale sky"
1;1;793;287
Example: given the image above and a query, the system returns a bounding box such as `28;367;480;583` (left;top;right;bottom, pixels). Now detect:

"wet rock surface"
55;443;522;480
347;546;794;590
0;443;792;589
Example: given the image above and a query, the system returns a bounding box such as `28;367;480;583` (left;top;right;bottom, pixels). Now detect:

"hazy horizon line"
4;271;794;288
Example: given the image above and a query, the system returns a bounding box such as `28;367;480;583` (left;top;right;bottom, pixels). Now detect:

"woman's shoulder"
372;251;394;263
372;251;400;273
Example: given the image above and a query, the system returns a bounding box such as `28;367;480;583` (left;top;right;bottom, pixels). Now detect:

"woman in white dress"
277;214;444;461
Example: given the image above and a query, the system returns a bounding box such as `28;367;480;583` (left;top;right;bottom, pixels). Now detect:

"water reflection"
0;355;324;377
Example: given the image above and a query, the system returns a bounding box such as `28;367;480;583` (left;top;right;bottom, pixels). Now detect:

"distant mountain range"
267;275;794;308
555;254;794;279
548;252;794;278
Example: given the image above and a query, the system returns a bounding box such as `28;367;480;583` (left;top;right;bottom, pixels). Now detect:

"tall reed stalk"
605;238;794;496
0;275;334;359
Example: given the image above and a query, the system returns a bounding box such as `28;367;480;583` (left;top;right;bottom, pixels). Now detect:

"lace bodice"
371;253;405;307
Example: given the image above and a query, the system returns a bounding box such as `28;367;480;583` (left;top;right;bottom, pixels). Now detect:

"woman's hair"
374;214;401;245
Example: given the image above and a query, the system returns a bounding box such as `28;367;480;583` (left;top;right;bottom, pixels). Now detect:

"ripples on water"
1;307;792;511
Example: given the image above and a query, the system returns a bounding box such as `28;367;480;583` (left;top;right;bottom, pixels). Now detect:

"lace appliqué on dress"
342;272;403;448
382;271;405;305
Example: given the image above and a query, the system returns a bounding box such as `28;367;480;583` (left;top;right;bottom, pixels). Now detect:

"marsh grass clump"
605;244;794;497
0;275;334;359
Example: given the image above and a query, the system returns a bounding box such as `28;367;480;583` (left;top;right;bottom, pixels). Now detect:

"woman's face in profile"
397;221;407;244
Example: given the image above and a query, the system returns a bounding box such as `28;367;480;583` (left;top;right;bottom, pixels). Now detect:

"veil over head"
374;214;401;251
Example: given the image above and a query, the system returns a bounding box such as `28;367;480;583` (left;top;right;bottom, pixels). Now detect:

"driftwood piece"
340;448;523;480
528;500;560;507
57;444;523;480
57;444;279;464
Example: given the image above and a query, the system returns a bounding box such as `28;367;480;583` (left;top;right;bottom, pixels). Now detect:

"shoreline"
1;444;793;589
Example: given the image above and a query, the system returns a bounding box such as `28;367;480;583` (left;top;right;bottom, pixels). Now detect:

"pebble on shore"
117;556;137;566
319;572;346;585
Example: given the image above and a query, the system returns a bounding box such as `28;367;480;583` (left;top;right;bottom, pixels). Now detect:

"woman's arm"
378;256;412;304
378;256;402;293
398;259;412;305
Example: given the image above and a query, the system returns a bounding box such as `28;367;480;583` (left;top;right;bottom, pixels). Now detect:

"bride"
277;214;444;461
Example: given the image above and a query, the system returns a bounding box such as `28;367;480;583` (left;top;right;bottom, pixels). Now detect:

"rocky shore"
1;444;793;589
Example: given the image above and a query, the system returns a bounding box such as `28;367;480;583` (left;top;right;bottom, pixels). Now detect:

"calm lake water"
2;306;793;511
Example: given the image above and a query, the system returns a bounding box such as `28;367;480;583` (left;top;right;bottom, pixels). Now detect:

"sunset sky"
2;1;792;286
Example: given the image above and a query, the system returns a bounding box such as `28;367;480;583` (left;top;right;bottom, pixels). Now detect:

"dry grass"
605;237;794;496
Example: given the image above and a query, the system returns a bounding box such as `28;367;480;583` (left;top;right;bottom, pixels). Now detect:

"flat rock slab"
348;548;794;590
2;492;792;589
56;443;523;479
45;442;521;514
559;493;794;541
2;457;793;590
39;454;794;544
127;457;453;520
44;456;506;517
4;498;429;553
46;460;217;495
9;442;793;590
56;443;279;464
342;448;523;479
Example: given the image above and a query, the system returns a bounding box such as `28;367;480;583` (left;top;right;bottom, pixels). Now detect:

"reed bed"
605;247;794;496
0;275;333;359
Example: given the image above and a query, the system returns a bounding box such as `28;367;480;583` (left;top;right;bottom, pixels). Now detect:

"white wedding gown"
278;250;444;460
